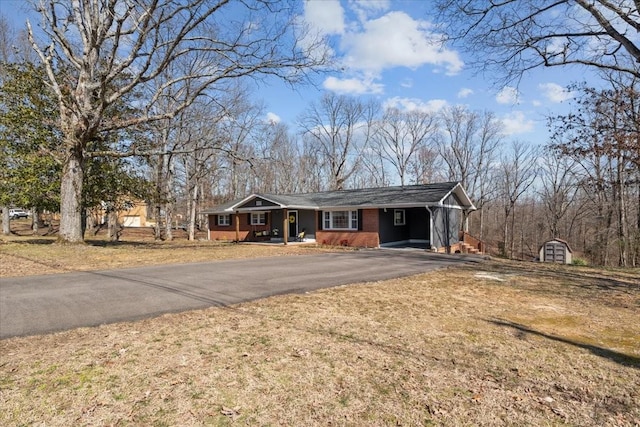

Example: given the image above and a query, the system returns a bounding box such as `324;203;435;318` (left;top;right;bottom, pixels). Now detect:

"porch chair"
296;229;306;242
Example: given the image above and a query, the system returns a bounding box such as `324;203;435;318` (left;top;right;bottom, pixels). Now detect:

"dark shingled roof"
202;181;475;213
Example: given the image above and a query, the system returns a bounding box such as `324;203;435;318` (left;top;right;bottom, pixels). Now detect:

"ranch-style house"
203;181;482;253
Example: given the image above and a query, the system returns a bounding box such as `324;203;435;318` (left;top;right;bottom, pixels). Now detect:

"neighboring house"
203;182;480;252
118;201;148;227
91;200;149;227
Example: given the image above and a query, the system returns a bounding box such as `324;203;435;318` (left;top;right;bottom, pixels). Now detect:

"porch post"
426;206;434;251
283;208;288;245
235;211;240;243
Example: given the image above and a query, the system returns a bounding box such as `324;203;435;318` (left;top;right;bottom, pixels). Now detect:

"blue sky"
1;0;585;146
258;0;583;145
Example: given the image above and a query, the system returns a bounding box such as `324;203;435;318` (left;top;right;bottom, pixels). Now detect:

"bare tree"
176;100;226;241
437;0;640;83
550;79;640;266
497;141;539;258
217;94;265;199
251;121;302;194
26;0;328;243
298;138;324;192
359;144;391;188
148;117;178;241
407;144;443;185
435;106;503;236
538;149;580;239
373;108;438;187
299;93;378;190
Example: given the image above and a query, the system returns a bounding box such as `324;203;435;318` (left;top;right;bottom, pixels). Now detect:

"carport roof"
202;181;476;214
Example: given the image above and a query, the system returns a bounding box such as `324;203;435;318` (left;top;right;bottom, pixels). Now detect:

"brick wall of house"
208;213;271;242
316;209;380;248
361;208;379;232
316;231;379;248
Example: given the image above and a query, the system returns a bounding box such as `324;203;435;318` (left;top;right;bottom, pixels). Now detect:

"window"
218;214;231;226
255;200;262;206
394;209;405;226
251;212;266;225
323;210;358;230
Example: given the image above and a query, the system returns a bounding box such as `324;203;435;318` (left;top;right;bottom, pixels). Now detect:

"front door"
288;211;298;238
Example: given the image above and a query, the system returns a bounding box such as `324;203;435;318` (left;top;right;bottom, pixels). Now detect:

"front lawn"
1;260;638;426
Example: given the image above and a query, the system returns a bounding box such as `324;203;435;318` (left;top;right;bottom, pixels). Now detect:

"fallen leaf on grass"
293;348;310;357
221;406;241;419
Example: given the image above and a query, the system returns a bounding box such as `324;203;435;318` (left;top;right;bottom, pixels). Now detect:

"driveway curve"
0;250;482;339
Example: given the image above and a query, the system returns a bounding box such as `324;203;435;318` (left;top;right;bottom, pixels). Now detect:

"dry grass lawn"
0;225;329;277
0;231;639;426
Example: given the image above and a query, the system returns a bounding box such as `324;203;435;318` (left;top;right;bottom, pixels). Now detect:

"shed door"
545;242;565;263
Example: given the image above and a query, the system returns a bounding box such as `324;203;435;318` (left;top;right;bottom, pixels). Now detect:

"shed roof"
202;181;476;214
539;238;573;253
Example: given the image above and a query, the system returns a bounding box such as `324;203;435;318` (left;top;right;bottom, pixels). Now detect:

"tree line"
1;1;638;267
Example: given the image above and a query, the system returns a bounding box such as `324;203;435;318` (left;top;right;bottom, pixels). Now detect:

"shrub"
572;257;588;266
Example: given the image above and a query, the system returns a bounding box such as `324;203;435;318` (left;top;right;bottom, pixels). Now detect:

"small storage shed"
539;238;572;264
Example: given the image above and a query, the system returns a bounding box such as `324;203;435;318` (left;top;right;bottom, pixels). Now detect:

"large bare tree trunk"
502;204;509;258
107;210;120;242
58;148;85;243
1;206;9;235
154;204;163;241
85;209;96;234
188;182;198;241
164;202;173;241
31;207;44;234
163;155;174;241
635;183;640;267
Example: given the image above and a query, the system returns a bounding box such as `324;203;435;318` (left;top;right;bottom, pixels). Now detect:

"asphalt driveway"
0;250;482;339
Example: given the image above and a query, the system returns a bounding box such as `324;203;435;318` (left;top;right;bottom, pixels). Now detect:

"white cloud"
383;96;448;113
457;88;474;98
547;37;567;55
348;0;391;22
340;11;463;75
323;76;384;94
496;86;520;104
265;112;281;124
304;0;345;35
501;111;535;135
400;78;413;88
538;82;573;103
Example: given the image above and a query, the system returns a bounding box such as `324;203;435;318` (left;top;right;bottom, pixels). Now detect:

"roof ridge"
260;181;461;199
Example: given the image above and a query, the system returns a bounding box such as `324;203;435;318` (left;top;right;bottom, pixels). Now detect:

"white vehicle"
9;208;29;220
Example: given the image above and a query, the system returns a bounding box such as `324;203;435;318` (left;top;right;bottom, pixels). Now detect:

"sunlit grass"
1;259;638;426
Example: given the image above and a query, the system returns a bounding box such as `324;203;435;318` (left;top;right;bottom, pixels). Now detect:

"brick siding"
316;231;379;248
317;209;380;248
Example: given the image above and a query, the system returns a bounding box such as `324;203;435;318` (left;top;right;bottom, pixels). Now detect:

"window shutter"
247;213;251;225
358;210;363;231
265;212;269;225
317;211;323;230
214;215;218;226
